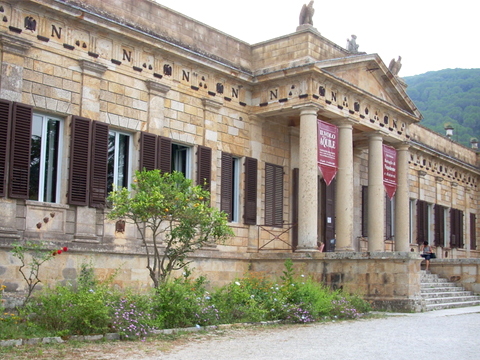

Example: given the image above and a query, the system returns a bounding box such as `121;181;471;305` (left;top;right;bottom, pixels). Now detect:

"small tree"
107;170;233;288
11;241;68;303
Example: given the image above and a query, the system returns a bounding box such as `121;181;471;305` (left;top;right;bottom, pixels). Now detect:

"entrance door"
319;177;336;252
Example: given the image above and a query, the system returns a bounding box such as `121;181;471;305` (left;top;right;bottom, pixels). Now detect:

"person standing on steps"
420;241;435;271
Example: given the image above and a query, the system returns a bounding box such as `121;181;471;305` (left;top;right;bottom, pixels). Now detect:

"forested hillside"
404;68;480;148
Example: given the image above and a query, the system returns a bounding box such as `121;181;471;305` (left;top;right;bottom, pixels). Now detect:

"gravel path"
140;307;480;360
2;307;479;360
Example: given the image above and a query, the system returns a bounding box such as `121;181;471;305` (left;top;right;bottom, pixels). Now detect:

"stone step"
425;300;480;311
421;286;465;293
420;281;458;288
421;276;450;283
421;291;473;298
423;295;480;305
419;270;480;312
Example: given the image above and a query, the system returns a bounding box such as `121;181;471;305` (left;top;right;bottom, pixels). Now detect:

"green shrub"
24;262;120;336
152;276;213;329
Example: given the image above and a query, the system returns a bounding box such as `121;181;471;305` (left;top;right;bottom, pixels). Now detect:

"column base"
295;247;319;253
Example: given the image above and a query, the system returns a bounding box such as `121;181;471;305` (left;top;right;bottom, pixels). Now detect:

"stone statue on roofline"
389;56;402;76
347;35;359;53
299;1;315;26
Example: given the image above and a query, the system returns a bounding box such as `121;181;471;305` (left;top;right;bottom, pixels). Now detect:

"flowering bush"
331;297;363;319
109;298;155;341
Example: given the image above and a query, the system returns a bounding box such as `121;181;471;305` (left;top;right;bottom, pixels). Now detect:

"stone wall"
430;259;480;293
0;245;424;312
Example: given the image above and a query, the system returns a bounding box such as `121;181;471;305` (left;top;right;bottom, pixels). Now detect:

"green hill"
404;68;480;148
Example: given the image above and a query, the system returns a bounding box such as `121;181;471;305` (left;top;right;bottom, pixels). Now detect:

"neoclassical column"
297;106;320;251
146;80;171;134
367;132;385;252
79;60;107;120
395;143;410;252
0;34;32;101
334;118;354;251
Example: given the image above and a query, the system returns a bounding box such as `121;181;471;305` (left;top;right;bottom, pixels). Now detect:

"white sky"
154;0;479;77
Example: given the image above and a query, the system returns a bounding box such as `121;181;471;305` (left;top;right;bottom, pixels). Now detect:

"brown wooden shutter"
362;186;368;237
450;208;463;248
68;116;91;205
265;163;274;226
458;210;464;248
385;194;392;240
434;204;445;246
274;165;284;226
0;100;12;197
292;168;299;250
221;152;233;221
265;163;283;227
470;213;477;251
244;157;257;225
417;200;428;244
197;145;211;192
139;132;157;172
157;136;172;173
89;121;109;208
9;103;33;199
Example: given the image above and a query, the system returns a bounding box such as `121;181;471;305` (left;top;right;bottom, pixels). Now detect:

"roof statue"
299;1;315;26
346;35;359;53
389;56;403;76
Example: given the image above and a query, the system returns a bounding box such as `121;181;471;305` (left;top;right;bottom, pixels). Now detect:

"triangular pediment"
316;55;422;120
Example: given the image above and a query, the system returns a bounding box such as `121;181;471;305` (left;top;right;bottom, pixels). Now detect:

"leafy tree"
107;170;234;288
405;68;480;147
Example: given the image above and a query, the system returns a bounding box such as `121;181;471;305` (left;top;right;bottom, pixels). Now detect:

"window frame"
107;129;133;193
30;112;64;203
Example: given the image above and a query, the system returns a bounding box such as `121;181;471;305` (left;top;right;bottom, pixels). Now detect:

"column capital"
294;103;323;117
367;131;384;141
202;98;222;112
331;117;357;128
80;60;107;78
146;80;170;96
0;34;32;56
394;141;410;152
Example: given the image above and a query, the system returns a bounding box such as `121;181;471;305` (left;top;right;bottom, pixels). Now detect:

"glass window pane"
43;119;60;202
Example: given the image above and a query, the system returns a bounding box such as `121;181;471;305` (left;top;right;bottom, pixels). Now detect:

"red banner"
317;120;338;186
383;144;397;200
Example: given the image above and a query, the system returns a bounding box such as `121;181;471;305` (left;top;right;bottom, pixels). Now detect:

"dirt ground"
0;324;290;360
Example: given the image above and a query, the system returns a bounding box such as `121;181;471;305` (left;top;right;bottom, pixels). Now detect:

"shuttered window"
68;116;91;205
292;168;299;250
417;200;429;244
9;103;33;199
197;145;211;192
0;100;12;197
90;121;109;208
157;136;172;174
362;186;368;237
450;208;464;248
265;163;283;227
221;152;233;221
434;204;446;246
471;213;477;251
139;132;157;172
385;194;394;240
244;157;257;225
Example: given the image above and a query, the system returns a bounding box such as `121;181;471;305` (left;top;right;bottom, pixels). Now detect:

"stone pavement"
137;306;480;360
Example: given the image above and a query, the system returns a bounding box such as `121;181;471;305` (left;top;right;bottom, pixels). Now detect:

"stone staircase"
420;271;480;311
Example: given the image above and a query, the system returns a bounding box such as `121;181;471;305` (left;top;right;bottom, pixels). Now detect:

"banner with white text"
317;119;338;186
383;144;397;200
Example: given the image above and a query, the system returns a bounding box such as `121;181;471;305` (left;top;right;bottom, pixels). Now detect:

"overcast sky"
154;0;479;77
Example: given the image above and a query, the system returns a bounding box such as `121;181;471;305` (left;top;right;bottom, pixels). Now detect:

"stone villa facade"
0;0;478;310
